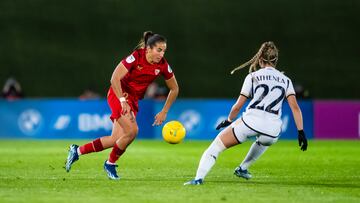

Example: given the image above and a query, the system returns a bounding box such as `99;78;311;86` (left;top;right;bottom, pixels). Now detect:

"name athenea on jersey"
255;75;286;84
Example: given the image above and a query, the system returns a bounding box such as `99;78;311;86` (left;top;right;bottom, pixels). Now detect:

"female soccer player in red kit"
65;31;179;180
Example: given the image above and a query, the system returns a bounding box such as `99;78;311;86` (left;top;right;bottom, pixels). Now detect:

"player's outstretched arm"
216;95;247;130
287;95;308;151
228;94;247;122
153;76;179;126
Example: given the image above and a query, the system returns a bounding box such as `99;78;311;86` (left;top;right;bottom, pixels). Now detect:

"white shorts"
231;118;279;146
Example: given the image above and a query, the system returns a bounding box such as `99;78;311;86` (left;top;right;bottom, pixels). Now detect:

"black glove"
298;130;308;151
216;119;232;130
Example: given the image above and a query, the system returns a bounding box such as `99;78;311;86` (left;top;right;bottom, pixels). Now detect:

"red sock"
108;144;125;164
79;138;104;155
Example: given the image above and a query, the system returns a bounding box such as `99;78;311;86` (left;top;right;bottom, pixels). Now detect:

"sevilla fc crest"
155;69;160;75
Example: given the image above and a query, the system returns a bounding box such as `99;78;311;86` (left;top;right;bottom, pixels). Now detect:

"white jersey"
240;67;295;137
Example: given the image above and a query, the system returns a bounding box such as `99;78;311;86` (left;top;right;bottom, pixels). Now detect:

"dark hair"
134;31;167;50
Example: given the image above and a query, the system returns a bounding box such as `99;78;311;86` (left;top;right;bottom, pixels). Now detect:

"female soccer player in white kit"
184;41;308;185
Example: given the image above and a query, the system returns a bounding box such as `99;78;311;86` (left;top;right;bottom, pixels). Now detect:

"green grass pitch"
0;139;359;203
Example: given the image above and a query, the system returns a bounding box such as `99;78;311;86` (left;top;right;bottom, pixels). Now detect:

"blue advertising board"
0;99;313;140
154;99;313;140
0;99;112;139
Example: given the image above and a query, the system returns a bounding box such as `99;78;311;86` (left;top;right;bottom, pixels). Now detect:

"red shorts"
107;87;139;122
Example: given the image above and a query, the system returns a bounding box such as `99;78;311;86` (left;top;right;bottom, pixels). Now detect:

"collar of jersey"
264;66;275;70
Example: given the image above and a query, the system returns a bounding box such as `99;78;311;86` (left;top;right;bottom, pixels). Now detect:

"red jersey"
119;48;174;100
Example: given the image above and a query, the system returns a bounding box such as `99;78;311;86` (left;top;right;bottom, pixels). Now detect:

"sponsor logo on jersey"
167;65;173;73
155;69;160;75
125;55;135;63
137;65;143;70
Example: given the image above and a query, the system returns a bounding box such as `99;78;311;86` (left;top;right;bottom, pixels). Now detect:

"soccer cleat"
65;144;79;172
234;166;252;180
183;179;203;185
104;161;120;180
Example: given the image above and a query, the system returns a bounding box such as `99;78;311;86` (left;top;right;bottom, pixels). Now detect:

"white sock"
106;160;116;165
240;141;268;170
77;148;82;156
195;137;226;180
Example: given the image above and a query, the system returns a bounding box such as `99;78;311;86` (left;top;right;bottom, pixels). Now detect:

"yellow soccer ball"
162;121;186;144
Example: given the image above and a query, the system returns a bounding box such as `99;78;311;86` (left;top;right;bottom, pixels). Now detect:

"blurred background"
0;0;359;140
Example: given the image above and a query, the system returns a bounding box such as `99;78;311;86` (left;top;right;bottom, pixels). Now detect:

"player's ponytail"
134;31;154;50
230;50;262;75
230;41;278;74
134;31;166;50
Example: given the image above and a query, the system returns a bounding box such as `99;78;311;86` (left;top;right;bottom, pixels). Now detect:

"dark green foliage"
0;0;359;98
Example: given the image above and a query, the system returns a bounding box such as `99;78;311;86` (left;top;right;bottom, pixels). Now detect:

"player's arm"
162;75;179;113
228;74;252;121
152;75;179;126
216;74;251;130
216;94;247;130
287;95;307;151
110;62;130;115
287;95;303;131
228;95;247;121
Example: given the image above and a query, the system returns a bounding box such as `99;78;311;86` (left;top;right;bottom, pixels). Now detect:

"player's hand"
298;130;308;151
153;110;167;126
120;101;131;116
216;119;232;130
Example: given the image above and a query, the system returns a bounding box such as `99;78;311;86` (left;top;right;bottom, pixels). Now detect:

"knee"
122;126;138;140
132;126;139;136
257;136;278;146
126;126;138;138
205;137;226;157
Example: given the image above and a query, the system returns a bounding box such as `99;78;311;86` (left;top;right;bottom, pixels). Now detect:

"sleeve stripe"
240;93;249;98
286;93;296;98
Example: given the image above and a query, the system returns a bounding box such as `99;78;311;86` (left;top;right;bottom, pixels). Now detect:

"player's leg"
77;104;132;155
235;133;278;179
65;124;124;172
104;114;138;180
65;137;107;172
77;133;118;156
107;116;138;164
184;125;240;185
